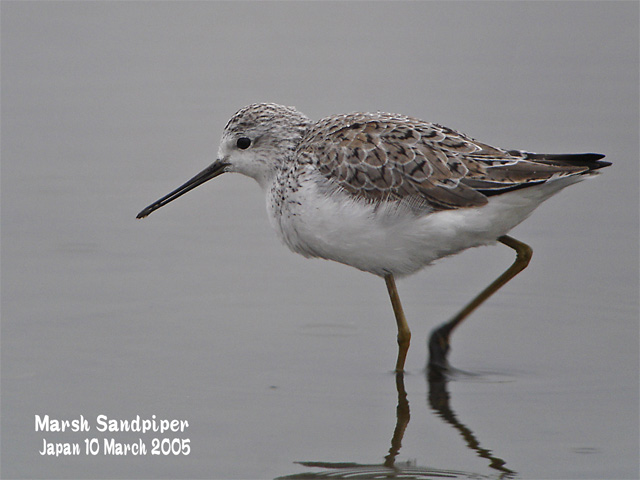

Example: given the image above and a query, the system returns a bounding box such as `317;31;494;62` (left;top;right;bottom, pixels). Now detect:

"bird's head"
136;103;311;219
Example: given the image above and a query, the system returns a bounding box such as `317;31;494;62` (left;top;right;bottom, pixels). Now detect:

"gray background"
2;1;638;479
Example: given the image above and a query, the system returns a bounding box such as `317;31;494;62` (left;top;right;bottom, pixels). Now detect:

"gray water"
2;2;638;479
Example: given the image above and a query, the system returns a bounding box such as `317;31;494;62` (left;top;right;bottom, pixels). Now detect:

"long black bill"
136;161;228;219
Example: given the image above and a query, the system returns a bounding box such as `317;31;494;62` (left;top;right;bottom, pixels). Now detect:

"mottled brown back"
296;112;591;211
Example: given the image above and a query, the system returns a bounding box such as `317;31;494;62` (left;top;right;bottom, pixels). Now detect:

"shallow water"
2;2;638;479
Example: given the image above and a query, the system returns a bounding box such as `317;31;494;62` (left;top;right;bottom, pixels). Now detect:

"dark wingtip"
580;153;606;161
581;153;610;171
579;152;608;164
590;159;612;170
516;151;610;170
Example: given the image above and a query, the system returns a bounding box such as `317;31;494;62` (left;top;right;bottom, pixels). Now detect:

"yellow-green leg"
429;235;533;368
385;274;411;373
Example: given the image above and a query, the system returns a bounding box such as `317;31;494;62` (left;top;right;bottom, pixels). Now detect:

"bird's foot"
427;324;453;372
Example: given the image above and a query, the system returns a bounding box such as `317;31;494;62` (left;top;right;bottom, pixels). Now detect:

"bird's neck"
247;153;290;191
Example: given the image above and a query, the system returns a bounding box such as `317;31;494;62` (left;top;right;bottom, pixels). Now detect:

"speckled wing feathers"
296;113;589;211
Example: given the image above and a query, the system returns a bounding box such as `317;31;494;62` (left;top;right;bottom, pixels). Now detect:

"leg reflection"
276;371;514;479
383;371;410;468
427;366;517;478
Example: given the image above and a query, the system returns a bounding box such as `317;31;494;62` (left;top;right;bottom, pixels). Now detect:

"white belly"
267;173;583;277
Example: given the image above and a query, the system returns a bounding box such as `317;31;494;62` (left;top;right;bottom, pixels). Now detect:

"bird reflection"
428;366;516;478
383;372;410;468
275;368;516;479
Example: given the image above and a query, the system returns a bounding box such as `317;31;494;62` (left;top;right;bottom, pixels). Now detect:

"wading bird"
137;103;609;372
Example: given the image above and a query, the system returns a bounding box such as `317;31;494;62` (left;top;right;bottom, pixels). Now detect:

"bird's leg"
428;235;533;369
385;274;412;373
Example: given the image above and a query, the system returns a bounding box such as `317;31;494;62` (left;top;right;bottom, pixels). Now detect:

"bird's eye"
236;137;251;150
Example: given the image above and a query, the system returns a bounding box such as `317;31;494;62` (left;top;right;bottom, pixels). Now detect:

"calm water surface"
2;3;638;479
